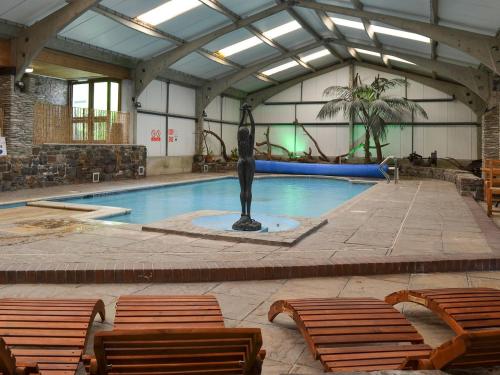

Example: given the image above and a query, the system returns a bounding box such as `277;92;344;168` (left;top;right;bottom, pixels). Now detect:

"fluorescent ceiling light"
355;48;381;57
301;49;330;62
25;67;34;73
385;55;416;65
262;61;299;76
137;0;201;26
218;21;301;57
331;17;364;30
372;25;430;43
331;16;429;43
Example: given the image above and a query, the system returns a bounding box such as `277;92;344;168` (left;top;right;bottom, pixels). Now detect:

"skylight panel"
330;17;364;30
354;48;381;57
218;21;302;57
385;55;416;65
331;16;429;43
301;49;330;62
262;61;299;76
261;49;331;76
263;21;301;39
137;0;201;26
218;37;261;57
372;25;430;43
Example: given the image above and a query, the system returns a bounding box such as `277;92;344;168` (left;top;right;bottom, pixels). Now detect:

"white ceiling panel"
217;0;274;17
232;76;270;92
100;0;168;18
274;29;316;50
252;10;294;31
157;5;230;41
439;0;500;36
362;0;430;20
225;44;280;66
0;0;66;26
171;52;235;79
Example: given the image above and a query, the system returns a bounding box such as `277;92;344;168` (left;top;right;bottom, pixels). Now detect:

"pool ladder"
379;156;399;184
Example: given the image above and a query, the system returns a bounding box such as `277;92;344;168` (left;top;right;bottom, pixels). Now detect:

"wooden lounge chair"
87;295;265;375
268;298;432;372
0;298;105;375
0;337;38;375
386;288;500;369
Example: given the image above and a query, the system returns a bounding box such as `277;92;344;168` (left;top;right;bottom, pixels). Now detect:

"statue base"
232;215;262;231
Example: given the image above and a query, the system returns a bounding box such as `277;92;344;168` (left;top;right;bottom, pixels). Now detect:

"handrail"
379;155;399;184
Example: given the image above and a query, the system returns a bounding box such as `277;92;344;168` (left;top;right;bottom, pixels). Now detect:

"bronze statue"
232;103;262;231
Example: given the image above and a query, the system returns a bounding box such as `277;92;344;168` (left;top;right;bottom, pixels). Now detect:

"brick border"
0;255;499;284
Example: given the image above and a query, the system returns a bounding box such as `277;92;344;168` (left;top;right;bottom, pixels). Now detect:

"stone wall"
0;144;146;191
0;73;67;157
400;165;483;197
482;91;500;161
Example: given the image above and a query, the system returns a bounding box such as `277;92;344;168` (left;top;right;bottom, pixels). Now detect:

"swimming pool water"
60;177;372;224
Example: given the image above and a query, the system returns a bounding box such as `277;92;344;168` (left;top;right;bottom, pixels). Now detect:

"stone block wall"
0;72;67;157
0;144;146;191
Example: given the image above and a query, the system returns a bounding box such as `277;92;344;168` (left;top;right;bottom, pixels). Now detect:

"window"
70;79;121;142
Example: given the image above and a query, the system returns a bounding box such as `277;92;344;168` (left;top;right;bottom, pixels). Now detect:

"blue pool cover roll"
255;160;388;178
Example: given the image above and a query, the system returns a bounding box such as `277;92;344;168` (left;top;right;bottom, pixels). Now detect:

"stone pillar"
482;91;500;162
0;72;67;157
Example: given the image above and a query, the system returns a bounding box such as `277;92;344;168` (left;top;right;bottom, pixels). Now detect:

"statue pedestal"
232;216;262;231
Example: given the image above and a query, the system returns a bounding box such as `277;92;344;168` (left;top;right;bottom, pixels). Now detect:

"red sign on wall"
168;128;178;143
151;129;161;142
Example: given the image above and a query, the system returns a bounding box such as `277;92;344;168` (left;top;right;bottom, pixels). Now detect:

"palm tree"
318;74;428;163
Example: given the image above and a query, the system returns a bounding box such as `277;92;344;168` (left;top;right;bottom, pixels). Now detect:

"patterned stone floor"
0;173;498;267
0;271;498;374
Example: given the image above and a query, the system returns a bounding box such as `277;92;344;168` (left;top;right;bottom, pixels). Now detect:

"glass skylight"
354;48;381;57
385;55;416;65
261;49;331;76
331;16;430;43
301;49;330;62
262;61;299;76
137;0;201;26
371;25;430;43
331;17;364;30
218;21;301;57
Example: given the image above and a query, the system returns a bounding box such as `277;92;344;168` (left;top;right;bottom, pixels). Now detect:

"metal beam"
200;41;323;108
284;5;344;62
355;61;486;115
325;38;492;102
199;0;315;73
430;0;438;78
13;0;99;81
314;9;360;62
134;3;288;98
246;61;351;107
350;0;389;67
293;0;500;75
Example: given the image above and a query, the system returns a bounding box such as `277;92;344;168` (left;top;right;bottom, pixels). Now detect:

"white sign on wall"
0;137;6;156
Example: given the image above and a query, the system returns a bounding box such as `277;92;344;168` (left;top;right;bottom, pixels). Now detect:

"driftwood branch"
296;121;330;162
203;129;229;161
255;125;292;159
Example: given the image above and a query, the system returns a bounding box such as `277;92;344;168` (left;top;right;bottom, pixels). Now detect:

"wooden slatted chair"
386;288;500;369
89;328;264;375
114;295;225;330
0;299;105;375
268;297;432;372
482;159;500;216
0;337;38;375
87;295;265;374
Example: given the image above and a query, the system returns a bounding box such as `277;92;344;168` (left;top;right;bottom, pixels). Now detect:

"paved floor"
0;174;498;267
0;271;499;374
